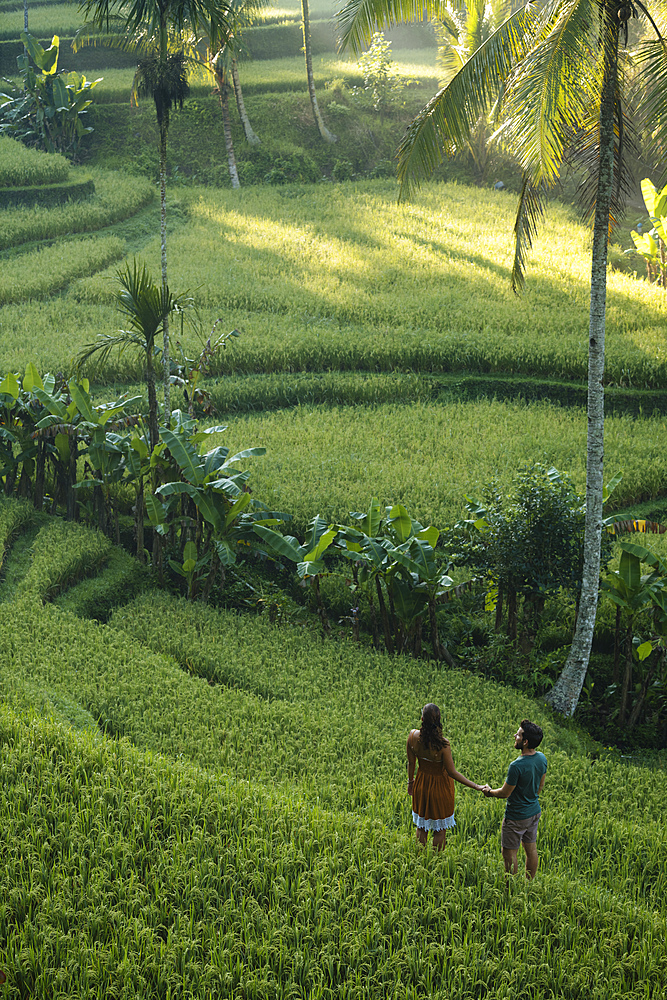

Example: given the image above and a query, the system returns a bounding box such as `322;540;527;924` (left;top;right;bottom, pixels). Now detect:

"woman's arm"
443;746;483;791
406;731;417;794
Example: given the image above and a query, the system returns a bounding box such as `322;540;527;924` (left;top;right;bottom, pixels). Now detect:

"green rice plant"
16;519;112;600
67;180;667;387
0;702;661;999
53;545;152;620
0;134;70;186
0;4;83;39
0;496;33;567
193;399;667;535
206;371;437;412
0;168;153;250
0;235;126;304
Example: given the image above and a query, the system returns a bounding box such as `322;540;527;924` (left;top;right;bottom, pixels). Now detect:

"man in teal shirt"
483;720;547;879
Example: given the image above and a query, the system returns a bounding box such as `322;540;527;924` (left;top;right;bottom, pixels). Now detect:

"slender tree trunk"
217;79;240;189
66;437;78;522
613;603;622;683
619;624;633;725
301;0;336;142
507;588;518;642
375;576;394;654
146;359;159;453
34;439;45;511
135;477;145;563
429;598;442;660
495;582;504;632
159;114;171;422
546;20;618;717
627;649;660;730
231;59;260;144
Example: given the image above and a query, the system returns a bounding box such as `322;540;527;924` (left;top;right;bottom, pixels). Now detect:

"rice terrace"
0;0;667;993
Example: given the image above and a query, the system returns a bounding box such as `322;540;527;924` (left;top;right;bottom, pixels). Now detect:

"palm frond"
498;0;603;187
570;75;639;233
634;32;667;158
336;0;456;54
511;175;547;293
397;0;540;198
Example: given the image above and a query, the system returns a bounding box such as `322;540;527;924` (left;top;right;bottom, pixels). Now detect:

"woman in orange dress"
407;703;484;850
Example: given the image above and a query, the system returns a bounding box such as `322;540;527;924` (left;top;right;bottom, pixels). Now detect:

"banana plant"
626;179;667;287
600;541;667;726
253;515;338;631
148;411;284;599
0;32;100;155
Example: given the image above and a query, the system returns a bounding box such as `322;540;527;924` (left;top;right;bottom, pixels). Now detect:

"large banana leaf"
0;373;20;400
386;503;412;543
390;576;428;623
253;524;303;562
160;427;204;485
302;526;338;562
22;363;43;392
156;480;222;531
68;380;97;423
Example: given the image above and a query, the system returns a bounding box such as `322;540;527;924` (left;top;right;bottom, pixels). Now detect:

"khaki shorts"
501;813;540;851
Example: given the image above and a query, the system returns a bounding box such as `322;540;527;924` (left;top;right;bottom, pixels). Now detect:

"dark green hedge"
0;176;95;207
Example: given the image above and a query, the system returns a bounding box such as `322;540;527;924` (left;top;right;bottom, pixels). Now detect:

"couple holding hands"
407;704;547;878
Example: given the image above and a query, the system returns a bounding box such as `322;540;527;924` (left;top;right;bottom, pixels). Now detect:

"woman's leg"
416;828;428;847
432;830;446;851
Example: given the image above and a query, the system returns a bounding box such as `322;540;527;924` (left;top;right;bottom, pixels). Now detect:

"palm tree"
75;0;232;419
302;0;337;142
76;259;184;452
338;0;667;715
204;0;263;187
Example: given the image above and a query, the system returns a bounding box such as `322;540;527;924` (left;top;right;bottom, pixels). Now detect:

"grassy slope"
0;513;665;998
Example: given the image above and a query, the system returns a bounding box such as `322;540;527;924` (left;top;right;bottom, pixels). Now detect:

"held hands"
480;784;492;796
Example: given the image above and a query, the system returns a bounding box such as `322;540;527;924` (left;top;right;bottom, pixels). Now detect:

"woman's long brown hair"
419;703;448;753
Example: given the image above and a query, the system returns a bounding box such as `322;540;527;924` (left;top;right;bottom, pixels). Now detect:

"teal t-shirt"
504;751;547;820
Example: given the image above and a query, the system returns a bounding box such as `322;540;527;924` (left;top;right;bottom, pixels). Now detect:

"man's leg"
502;848;518;875
523;841;538;879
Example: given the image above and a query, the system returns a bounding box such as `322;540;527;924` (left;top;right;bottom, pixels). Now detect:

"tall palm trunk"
301;0;336;143
546;16;619;717
231;59;259;144
217;77;240;188
159;112;171;421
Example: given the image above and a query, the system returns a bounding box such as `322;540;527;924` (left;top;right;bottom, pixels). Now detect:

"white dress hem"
412;811;456;831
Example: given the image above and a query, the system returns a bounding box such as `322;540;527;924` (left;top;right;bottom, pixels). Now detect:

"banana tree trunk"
301;0;336;143
135;476;145;563
231;60;259;145
546;21;618;717
217;81;240;189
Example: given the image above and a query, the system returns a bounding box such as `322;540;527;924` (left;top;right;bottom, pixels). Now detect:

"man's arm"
484;781;516;799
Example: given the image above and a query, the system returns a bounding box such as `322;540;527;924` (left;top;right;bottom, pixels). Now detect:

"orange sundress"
409;731;456;832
